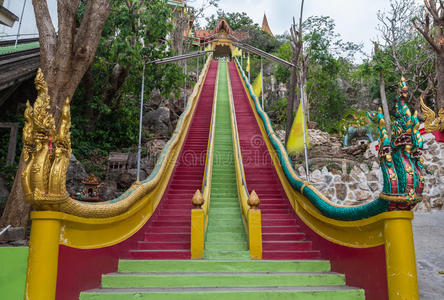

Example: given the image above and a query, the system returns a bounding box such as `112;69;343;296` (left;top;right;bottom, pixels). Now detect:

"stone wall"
294;130;444;211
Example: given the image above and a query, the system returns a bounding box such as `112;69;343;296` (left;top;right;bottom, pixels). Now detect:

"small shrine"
81;174;100;201
191;18;249;58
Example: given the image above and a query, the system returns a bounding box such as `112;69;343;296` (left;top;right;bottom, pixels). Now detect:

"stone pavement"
413;212;444;299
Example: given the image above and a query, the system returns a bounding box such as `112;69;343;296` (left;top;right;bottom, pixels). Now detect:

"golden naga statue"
21;69;148;217
420;96;444;132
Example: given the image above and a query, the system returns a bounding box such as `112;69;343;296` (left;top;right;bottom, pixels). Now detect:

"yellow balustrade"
190;61;220;259
24;55;214;299
384;213;419;299
226;61;262;259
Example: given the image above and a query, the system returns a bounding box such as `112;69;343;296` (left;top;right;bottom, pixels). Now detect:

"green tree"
72;0;185;158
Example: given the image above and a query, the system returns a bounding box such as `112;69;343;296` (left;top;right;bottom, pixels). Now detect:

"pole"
261;58;264;109
241;52;243;69
136;63;145;183
197;54;199;79
248;53;251;83
184;60;187;108
15;0;27;48
301;82;309;181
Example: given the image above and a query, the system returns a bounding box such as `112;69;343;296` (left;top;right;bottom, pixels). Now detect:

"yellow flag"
233;47;241;57
252;72;262;98
286;102;310;155
246;56;250;73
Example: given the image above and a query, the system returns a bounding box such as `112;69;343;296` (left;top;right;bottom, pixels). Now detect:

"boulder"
3;227;25;241
148;89;164;110
117;172;133;190
142;139;167;174
98;180;119;200
143;107;172;138
66;154;88;196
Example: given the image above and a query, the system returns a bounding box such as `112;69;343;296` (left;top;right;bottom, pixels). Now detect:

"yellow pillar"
384;213;419;300
190;209;204;259
25;212;62;300
248;209;262;259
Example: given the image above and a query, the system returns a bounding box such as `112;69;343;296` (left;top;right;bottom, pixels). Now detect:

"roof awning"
149;50;214;65
0;6;19;27
232;42;295;68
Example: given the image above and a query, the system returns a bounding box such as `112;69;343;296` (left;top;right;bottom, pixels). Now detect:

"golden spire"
261;13;273;37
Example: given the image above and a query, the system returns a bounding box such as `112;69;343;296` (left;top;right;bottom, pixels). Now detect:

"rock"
326;188;336;198
10;240;27;246
350;166;365;182
349;183;358;190
117;173;133;190
359;182;370;191
347;192;355;200
127;168;147;181
321;167;329;175
276;130;285;143
432;199;443;209
372;161;379;170
366;171;378;182
66;154;88;196
369;182;380;192
98;180;119;200
355;190;373;201
3;227;25;241
335;184;347;201
425;164;439;174
142;139;167;174
308;129;331;146
325;174;333;185
148;89;164;109
341;174;354;182
311;169;323;182
308;121;318;129
360;163;369;173
298;166;306;178
331;168;341;175
143;107;172;138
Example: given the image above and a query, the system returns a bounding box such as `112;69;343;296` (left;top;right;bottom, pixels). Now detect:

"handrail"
226;61;262;259
233;58;389;221
36;54;215;250
191;60;219;259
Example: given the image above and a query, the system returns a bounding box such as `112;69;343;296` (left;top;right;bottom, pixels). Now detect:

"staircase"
228;62;321;260
126;61;218;260
204;61;249;259
80;260;364;299
79;61;364;299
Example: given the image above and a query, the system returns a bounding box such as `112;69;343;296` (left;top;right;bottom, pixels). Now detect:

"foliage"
71;0;185;159
335;108;378;138
205;10;255;31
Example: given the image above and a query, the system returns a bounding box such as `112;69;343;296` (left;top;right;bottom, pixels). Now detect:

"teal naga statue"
377;77;424;211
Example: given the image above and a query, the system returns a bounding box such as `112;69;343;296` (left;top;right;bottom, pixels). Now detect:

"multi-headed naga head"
377;77;424;210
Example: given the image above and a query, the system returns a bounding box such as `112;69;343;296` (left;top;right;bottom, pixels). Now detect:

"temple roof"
194;18;248;42
214;18;233;35
261;13;273;37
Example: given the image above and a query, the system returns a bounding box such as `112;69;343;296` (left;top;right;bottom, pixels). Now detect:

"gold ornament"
420;96;444;132
248;190;260;209
192;190;204;208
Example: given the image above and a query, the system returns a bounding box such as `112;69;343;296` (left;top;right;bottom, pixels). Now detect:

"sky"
198;0;423;58
0;0;58;39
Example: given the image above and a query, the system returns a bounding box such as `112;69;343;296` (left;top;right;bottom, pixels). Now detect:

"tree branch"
31;0;57;76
